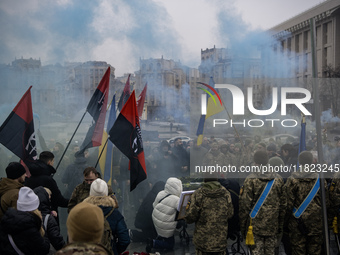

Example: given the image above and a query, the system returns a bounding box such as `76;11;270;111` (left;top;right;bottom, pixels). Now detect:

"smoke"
321;108;340;123
0;0;182;75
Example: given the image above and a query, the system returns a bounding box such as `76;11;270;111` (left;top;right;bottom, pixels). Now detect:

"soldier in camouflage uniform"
239;150;286;255
67;167;115;212
285;151;329;255
185;178;234;255
202;142;226;168
56;202;111;255
328;171;340;250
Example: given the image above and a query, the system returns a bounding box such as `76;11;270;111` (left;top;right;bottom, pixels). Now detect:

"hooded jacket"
0;178;24;219
239;169;286;237
152;177;182;238
34;186;66;251
25;160;69;210
185;181;234;252
0;208;50;255
84;195;130;255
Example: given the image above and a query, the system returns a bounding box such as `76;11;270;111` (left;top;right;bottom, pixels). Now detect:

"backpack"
101;207;115;254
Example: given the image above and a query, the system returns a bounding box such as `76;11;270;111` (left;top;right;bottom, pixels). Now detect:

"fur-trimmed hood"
83;196;117;209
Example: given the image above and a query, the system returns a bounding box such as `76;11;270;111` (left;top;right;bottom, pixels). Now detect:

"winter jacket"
239;170;286;237
152;177;182;238
134;181;165;230
0;178;24;219
185;181;234;252
0;208;50;255
34;186;66;251
285;169;329;236
25;160;69;210
84;195;130;255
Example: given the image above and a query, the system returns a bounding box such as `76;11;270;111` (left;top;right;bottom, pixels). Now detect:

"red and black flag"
0;86;37;161
136;83;147;118
109;90;147;191
117;74;131;111
78;67;110;155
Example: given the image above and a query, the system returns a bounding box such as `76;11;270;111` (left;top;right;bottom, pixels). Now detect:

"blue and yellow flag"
196;77;224;145
99;95;116;185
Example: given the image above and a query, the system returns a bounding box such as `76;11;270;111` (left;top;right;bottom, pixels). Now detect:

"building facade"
134;57;200;122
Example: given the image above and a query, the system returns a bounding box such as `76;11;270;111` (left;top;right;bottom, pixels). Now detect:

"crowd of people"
0;131;340;254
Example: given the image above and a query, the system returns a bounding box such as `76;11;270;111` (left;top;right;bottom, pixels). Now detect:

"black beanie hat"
6;162;26;180
253;150;269;165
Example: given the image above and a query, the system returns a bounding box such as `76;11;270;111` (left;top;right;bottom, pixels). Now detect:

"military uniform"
285;169;329;255
239;171;286;255
55;242;111;254
185;180;234;254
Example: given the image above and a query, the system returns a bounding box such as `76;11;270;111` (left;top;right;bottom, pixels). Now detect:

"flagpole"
55;111;87;170
95;137;109;168
310;17;329;255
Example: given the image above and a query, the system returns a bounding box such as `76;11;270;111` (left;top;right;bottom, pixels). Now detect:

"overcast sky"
0;0;325;76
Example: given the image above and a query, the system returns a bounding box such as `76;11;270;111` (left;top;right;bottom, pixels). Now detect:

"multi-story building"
134;56;199;121
198;45;261;106
65;61;115;109
0;59;116;142
268;0;340;79
267;0;340;116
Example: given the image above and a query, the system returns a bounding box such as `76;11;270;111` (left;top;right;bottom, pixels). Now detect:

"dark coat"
34;186;66;251
25;160;69;210
0;208;50;255
134;181;165;231
84;196;130;255
62;156;89;198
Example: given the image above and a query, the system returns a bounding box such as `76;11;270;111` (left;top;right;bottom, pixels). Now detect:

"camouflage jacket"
55;242;111;254
203;150;226;166
329;172;340;220
239;171;286;237
285;169;329;235
185;181;233;252
68;181;115;213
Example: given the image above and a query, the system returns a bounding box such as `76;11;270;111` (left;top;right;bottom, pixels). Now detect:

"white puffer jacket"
151;177;183;238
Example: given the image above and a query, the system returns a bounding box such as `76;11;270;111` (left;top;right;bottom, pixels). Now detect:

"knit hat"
269;156;284;167
298;151;313;165
90;179;108;196
6;162;26;180
17;187;40;212
253;150;269;165
67;202;104;243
